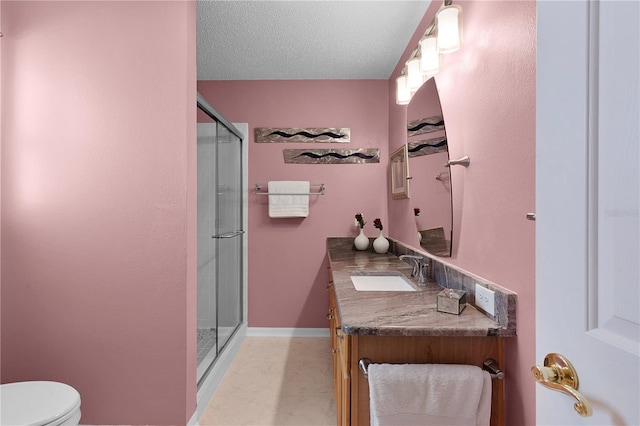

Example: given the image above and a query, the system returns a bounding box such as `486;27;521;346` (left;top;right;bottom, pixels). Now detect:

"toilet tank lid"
1;381;81;426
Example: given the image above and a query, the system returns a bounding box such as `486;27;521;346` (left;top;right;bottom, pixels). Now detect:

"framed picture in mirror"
390;144;410;199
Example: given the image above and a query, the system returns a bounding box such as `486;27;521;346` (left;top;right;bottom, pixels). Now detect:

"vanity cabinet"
328;278;505;426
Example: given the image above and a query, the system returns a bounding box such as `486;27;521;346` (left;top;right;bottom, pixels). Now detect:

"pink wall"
198;80;389;328
388;1;536;425
1;1;197;424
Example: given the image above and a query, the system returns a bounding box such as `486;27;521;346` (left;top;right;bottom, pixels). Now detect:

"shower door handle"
212;230;245;239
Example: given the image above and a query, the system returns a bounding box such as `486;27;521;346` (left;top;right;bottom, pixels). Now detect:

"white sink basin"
350;274;417;292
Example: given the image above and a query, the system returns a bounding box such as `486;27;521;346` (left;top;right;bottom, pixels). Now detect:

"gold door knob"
531;353;593;417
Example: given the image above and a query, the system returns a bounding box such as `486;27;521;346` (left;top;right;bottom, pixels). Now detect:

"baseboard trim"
246;327;330;337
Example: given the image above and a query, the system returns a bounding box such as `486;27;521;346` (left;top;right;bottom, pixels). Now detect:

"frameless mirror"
406;78;453;257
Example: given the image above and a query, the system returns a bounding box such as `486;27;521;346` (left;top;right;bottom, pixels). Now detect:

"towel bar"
359;358;372;377
358;358;505;380
254;183;325;195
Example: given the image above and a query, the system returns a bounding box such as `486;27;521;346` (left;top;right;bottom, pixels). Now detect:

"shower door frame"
195;93;248;394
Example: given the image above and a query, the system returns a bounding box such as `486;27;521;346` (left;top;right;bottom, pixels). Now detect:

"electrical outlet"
475;284;495;315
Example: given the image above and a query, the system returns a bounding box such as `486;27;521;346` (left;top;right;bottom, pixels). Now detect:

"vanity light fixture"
436;1;463;53
395;0;463;105
396;73;411;105
420;35;440;78
406;56;423;93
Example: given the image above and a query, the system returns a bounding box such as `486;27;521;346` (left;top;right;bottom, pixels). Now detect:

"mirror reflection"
406;78;453;257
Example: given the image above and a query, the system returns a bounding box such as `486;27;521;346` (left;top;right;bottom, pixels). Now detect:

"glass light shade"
419;36;439;76
396;75;411;105
406;57;422;92
436;5;462;53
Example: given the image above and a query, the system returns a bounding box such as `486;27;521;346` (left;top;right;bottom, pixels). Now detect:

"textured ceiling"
197;1;431;80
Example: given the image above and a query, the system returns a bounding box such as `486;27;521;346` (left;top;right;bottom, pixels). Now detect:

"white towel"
368;363;492;426
268;181;310;218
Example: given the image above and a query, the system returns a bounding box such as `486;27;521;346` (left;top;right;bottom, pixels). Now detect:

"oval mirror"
406;78;453;257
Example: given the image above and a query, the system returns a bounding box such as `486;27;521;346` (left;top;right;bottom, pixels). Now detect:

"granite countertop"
327;238;510;337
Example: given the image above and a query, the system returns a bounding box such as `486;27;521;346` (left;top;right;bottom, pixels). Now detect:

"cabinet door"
329;280;351;426
336;329;351;426
328;283;337;351
327;283;340;425
340;366;351;426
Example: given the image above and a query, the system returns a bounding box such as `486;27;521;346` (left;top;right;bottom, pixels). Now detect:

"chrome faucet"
399;255;429;283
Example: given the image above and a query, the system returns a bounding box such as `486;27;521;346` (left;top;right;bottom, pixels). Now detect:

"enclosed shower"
196;94;245;386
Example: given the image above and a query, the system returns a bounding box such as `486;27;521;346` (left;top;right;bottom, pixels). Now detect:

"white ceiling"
197;1;431;80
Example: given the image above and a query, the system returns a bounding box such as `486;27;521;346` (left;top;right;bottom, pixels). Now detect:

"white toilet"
0;381;81;426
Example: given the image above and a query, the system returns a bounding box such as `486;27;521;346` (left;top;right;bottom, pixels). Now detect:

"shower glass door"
196;96;243;385
215;122;242;351
197;114;218;379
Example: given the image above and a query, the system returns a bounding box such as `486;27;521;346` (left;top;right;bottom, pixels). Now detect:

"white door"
537;1;639;425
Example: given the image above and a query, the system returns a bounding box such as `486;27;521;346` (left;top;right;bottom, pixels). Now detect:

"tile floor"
199;337;336;426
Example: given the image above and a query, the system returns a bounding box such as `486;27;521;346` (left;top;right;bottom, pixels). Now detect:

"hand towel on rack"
267;181;310;218
368;363;492;426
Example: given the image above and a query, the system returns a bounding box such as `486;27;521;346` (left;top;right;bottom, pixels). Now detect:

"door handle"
531;353;593;417
212;230;245;239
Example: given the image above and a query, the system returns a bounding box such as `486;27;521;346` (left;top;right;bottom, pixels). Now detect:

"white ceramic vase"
373;230;389;254
354;228;369;251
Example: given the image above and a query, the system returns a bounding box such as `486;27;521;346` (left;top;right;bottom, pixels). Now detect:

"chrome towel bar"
359;358;371;377
358;357;504;380
254;183;325;196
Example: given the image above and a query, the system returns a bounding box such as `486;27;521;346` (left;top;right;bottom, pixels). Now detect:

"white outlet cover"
475;283;495;315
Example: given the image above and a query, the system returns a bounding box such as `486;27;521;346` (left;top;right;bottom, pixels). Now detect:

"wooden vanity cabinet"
327;283;505;426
